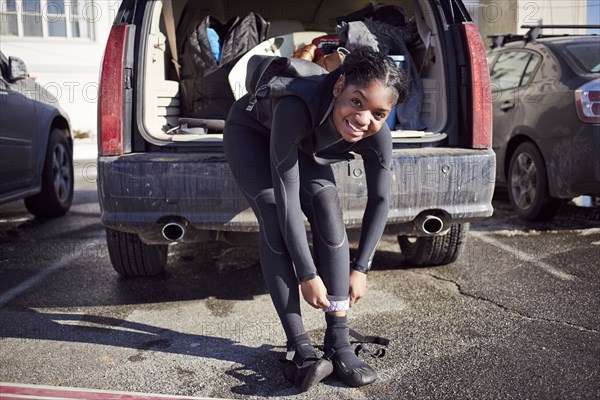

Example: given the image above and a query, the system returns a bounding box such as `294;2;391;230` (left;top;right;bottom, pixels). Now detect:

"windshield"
564;41;600;73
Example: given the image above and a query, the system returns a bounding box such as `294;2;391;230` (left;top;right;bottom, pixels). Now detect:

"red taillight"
463;23;492;149
575;79;600;124
98;24;128;156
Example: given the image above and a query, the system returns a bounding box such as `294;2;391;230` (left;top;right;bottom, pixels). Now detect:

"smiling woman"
223;48;408;391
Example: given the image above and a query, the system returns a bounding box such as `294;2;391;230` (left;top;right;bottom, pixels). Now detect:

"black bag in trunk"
179;13;270;120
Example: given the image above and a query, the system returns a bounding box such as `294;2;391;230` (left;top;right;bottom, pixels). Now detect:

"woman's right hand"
300;276;331;309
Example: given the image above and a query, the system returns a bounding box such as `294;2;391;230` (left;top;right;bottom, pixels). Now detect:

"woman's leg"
297;152;377;387
225;122;334;391
224;122;306;341
297;152;350;306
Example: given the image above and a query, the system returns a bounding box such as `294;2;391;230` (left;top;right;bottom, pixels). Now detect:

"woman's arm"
352;132;393;274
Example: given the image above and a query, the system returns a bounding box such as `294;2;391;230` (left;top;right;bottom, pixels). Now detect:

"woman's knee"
308;183;346;247
254;190;287;253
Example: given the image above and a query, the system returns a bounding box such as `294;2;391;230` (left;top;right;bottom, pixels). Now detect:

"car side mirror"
8;56;29;82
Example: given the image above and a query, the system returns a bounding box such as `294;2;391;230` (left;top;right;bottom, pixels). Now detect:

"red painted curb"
0;383;223;400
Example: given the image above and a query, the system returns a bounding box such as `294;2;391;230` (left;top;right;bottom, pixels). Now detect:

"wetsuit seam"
272;137;302;167
359;146;392;170
240;187;287;256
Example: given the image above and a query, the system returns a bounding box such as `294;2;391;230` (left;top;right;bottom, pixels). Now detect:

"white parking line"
470;231;576;281
0;239;103;307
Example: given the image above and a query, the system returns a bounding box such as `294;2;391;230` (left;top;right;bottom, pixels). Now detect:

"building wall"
464;0;591;48
0;0;122;137
1;0;596;136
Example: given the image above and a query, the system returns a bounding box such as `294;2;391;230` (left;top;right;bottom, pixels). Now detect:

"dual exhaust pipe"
162;214;446;242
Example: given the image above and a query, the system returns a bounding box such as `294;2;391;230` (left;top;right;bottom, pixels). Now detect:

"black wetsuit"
224;68;392;340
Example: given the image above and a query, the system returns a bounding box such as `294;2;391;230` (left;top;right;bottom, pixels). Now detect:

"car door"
0;55;37;195
489;50;541;183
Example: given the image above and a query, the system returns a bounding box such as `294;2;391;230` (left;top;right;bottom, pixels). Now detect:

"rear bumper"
547;123;600;198
98;148;496;244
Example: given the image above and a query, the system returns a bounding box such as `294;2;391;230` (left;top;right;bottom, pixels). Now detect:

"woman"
224;48;408;391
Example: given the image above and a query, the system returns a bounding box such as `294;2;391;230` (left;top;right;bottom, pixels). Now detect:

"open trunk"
137;0;452;148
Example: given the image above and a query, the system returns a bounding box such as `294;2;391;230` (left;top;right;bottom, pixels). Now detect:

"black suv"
98;0;495;276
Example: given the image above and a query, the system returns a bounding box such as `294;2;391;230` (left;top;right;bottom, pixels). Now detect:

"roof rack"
488;24;600;49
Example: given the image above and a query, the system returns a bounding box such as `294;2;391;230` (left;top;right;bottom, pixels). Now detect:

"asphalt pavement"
0;157;598;400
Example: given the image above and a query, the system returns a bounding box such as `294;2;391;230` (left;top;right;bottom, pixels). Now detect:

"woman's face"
332;75;396;143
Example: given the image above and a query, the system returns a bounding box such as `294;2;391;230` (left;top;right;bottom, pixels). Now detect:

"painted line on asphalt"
0;239;103;307
470;231;576;281
0;383;224;400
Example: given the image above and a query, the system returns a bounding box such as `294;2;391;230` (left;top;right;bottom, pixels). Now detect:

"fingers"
311;292;330;309
300;277;330;309
349;269;367;308
316;296;331;309
349;292;362;308
306;297;329;309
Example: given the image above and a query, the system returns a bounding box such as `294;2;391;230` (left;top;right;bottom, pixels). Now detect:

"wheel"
398;223;469;266
105;228;168;277
507;142;561;221
25;128;74;217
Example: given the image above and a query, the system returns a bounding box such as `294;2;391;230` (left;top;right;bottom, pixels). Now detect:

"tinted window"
490;51;532;91
565;42;600;73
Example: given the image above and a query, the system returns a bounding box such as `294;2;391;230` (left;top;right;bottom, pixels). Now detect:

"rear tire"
507;142;561;221
106;228;168;277
398;223;469;266
25;129;74;217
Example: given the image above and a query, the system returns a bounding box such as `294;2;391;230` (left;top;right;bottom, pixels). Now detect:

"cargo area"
138;0;451;147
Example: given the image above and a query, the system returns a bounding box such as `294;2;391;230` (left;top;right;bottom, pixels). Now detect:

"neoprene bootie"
281;332;333;392
324;314;377;387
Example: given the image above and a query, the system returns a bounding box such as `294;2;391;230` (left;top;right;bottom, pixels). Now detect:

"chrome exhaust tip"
414;214;445;235
162;221;185;241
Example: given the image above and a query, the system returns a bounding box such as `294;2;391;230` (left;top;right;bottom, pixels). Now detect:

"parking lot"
0;155;599;399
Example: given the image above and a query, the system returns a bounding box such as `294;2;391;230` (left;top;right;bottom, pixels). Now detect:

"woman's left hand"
349;269;367;307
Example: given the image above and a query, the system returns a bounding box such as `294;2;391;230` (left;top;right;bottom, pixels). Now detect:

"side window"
0;0;95;39
490;51;532;91
486;54;497;73
522;53;541;85
0;53;8;82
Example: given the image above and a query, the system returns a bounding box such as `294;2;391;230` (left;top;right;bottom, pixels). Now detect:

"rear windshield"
563;41;600;73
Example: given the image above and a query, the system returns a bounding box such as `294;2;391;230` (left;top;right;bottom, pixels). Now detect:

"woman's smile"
344;119;367;136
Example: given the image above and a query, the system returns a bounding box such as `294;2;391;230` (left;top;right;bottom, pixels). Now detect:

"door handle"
500;101;515;111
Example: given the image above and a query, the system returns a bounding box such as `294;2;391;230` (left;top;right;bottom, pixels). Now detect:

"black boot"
281;332;333;392
324;314;377;387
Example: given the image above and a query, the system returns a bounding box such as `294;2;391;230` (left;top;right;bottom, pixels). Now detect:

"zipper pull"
246;95;257;111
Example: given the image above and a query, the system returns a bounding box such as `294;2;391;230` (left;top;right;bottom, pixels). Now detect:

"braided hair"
340;47;409;105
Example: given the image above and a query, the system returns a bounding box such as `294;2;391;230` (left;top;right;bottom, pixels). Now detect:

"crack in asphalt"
412;270;599;334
